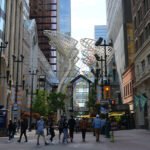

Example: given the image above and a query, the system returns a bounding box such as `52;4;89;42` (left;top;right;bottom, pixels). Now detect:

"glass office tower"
0;0;6;41
94;25;107;40
59;0;71;36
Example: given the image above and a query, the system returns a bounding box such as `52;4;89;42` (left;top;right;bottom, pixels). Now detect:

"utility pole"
29;69;38;131
12;55;24;119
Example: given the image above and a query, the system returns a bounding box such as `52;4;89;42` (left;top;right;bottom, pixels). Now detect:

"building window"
141;60;145;72
130;82;133;95
51;64;56;71
144;25;149;40
137;8;142;24
50;51;56;57
139;32;144;47
50;58;56;63
147;54;150;65
134;17;137;29
135;40;138;51
51;17;56;23
148;23;150;37
143;0;149;14
137;65;139;74
51;24;56;29
50;0;56;3
50;11;56;16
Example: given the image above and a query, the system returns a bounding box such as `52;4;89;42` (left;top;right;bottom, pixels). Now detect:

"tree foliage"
32;91;66;116
32;90;48;116
47;92;66;113
86;83;96;109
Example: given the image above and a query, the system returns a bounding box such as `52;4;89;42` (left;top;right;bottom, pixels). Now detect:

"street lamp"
95;38;113;91
29;69;38;131
12;55;24;118
94;38;113;115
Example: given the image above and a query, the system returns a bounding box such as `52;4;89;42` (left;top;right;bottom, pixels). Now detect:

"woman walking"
80;118;88;142
36;116;49;146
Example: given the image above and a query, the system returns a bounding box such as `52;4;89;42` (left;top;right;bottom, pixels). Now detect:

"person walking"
80;117;88;142
75;118;80;133
36;116;49;146
8;120;14;141
58;115;64;142
12;120;17;138
92;114;102;142
17;117;28;143
68;115;76;142
49;118;55;143
62;117;68;144
110;117;118;142
105;117;111;138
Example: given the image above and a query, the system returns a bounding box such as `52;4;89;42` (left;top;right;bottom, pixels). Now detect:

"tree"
47;92;66;113
32;90;48;116
86;83;97;115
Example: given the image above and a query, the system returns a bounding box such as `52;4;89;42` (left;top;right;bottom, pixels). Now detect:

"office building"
94;25;107;40
30;0;57;72
131;0;150;129
106;0;135;113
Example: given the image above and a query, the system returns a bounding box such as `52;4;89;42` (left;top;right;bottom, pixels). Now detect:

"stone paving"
0;129;150;150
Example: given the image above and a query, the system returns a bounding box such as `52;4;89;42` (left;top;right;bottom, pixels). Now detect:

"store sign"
111;104;129;112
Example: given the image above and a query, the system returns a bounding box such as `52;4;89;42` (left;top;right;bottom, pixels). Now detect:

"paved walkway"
0;129;150;150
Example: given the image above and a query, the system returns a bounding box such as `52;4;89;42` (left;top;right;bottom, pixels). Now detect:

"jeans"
63;128;68;143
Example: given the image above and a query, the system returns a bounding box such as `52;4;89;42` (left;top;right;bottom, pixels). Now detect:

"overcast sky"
71;0;107;42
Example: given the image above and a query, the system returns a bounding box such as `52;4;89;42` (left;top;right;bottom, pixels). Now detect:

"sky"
71;0;107;41
71;0;107;71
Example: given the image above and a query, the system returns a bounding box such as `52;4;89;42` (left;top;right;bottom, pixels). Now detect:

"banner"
134;95;139;108
140;95;147;108
134;95;148;111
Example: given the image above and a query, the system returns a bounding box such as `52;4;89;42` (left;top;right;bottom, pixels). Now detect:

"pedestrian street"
0;129;150;150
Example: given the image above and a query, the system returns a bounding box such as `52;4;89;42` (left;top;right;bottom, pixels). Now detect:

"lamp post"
29;69;38;131
12;55;24;118
94;38;113;115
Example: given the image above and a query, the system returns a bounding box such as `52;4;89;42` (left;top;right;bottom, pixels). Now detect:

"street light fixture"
94;37;113;101
29;69;38;131
12;55;24;117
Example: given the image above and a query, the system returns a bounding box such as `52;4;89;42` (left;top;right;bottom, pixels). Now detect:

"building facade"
94;25;107;40
30;0;57;72
71;75;91;113
106;0;135;111
58;0;71;36
0;0;7;108
131;0;150;129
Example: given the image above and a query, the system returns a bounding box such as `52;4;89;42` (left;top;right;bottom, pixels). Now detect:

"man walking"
68;115;76;142
92;114;101;142
58;115;64;141
8;120;14;141
36;116;48;146
17;117;28;143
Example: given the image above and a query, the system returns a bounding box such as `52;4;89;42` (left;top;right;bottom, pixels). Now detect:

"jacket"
92;117;101;129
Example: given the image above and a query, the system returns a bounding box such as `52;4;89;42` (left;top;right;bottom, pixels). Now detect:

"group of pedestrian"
92;114;118;142
7;114;118;145
58;115;76;143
